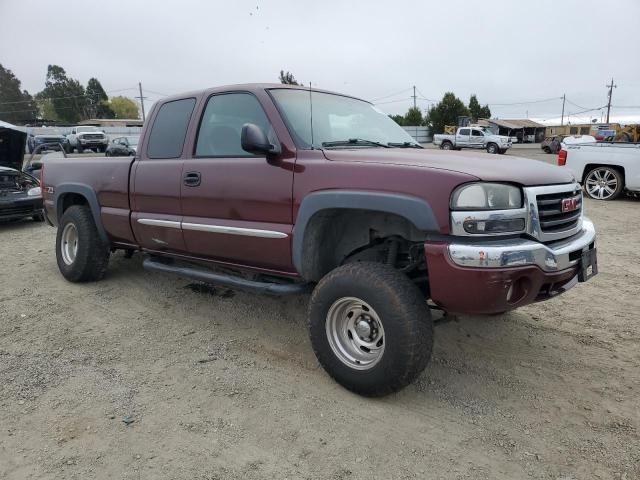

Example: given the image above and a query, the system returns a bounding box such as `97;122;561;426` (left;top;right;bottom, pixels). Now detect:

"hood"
34;133;65;139
321;148;575;186
0;125;27;171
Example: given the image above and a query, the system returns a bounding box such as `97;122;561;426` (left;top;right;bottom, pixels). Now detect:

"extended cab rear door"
179;90;296;272
456;128;471;147
130;97;197;253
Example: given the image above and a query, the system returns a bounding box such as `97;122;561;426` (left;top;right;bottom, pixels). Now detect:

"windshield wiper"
321;138;391;148
387;142;423;149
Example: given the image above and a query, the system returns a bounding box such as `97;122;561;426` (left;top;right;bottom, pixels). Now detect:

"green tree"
424;92;469;134
279;70;300;85
0;64;38;123
109;96;139;119
404;107;424;126
39;65;87;123
389;114;405;126
86;78;114;118
468;94;491;121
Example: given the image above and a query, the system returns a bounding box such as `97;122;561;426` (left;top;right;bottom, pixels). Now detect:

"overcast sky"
2;0;639;124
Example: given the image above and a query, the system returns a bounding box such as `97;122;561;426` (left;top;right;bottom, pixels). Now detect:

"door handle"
183;171;201;187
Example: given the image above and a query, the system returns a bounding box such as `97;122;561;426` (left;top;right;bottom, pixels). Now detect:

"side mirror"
241;123;280;156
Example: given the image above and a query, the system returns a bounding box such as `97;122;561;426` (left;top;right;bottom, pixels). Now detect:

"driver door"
180;92;295;272
470;129;485;148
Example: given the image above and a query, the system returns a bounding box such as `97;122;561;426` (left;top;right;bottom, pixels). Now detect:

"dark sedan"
105;136;139;156
0;166;44;222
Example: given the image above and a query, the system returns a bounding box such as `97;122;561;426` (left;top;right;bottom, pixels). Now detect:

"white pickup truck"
433;127;512;154
66;126;109;153
559;142;640;200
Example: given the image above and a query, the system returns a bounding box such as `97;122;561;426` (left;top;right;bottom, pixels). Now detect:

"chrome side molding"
137;218;288;239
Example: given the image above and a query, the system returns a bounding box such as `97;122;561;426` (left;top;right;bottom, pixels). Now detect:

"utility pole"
412;86;417;110
605;78;616;123
560;93;566;126
136;82;148;121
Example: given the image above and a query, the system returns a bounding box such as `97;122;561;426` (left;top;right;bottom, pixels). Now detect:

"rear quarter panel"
566;143;640;190
44;156;137;244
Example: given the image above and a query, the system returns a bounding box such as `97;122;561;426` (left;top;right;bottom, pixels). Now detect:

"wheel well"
60;193;89;214
582;164;625;186
299;208;427;282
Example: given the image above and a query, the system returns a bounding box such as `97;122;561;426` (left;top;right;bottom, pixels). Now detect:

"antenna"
309;81;314;149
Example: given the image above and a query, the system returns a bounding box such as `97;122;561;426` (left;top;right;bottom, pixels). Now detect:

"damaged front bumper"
0;196;44;221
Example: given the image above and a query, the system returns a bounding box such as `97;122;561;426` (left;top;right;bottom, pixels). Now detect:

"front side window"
269;88;417;149
147;98;196;159
195;93;275;157
471;129;483;136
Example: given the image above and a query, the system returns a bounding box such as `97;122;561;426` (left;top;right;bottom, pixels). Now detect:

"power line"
0;86;138;106
487;96;562;106
370;87;412;103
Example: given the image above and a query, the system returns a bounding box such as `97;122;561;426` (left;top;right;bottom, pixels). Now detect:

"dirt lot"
1;146;639;479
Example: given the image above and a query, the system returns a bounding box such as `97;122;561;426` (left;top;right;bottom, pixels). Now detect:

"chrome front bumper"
448;217;596;272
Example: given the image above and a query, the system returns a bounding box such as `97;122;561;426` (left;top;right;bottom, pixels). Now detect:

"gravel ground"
1;147;639;479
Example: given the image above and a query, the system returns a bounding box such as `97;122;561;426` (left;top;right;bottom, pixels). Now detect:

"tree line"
390;93;491;133
0;63;140;124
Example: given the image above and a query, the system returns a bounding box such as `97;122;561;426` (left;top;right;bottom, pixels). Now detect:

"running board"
143;257;310;296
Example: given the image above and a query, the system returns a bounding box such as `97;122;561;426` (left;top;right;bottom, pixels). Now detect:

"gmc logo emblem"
562;197;579;213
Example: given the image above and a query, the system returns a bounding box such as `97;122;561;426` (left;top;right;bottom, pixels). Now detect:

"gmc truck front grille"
536;191;582;233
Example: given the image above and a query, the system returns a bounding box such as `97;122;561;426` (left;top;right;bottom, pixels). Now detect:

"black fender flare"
54;183;109;244
292;190;439;274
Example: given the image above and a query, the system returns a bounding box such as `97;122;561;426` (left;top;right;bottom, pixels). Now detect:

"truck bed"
43;156;137;244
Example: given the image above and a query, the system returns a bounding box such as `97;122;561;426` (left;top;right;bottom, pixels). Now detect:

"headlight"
451;183;522;210
27;186;42;197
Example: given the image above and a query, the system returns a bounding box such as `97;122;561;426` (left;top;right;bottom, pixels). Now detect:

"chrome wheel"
326;297;385;370
60;223;79;265
487;143;497;154
442;143;452;150
585;168;619;200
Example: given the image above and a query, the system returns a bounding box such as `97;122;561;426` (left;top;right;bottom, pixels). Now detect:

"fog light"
463;218;525;234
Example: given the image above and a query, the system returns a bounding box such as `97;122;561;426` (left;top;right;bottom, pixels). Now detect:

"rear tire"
583;166;624;200
441;142;453;151
308;262;433;397
56;205;110;282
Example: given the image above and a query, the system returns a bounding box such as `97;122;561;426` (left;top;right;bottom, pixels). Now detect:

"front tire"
487;143;498;154
498;148;506;154
308;262;433;396
583;166;624;200
56;205;110;282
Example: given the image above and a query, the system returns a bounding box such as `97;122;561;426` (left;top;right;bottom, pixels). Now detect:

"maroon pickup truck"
42;84;597;396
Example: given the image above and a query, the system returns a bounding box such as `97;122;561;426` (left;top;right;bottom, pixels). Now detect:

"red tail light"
558;149;567;166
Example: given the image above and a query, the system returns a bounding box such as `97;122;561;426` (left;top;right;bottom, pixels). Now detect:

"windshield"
270;89;418;149
125;136;139;146
77;126;99;133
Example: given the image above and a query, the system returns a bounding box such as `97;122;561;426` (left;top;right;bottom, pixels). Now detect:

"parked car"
105;136;139;156
433;127;512;154
559;142;640;200
27;130;69;153
41;83;597;396
66;126;109;153
0;151;44;222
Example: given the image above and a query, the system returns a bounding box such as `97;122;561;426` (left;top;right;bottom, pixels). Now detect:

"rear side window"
147;98;196;159
459;128;470;135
